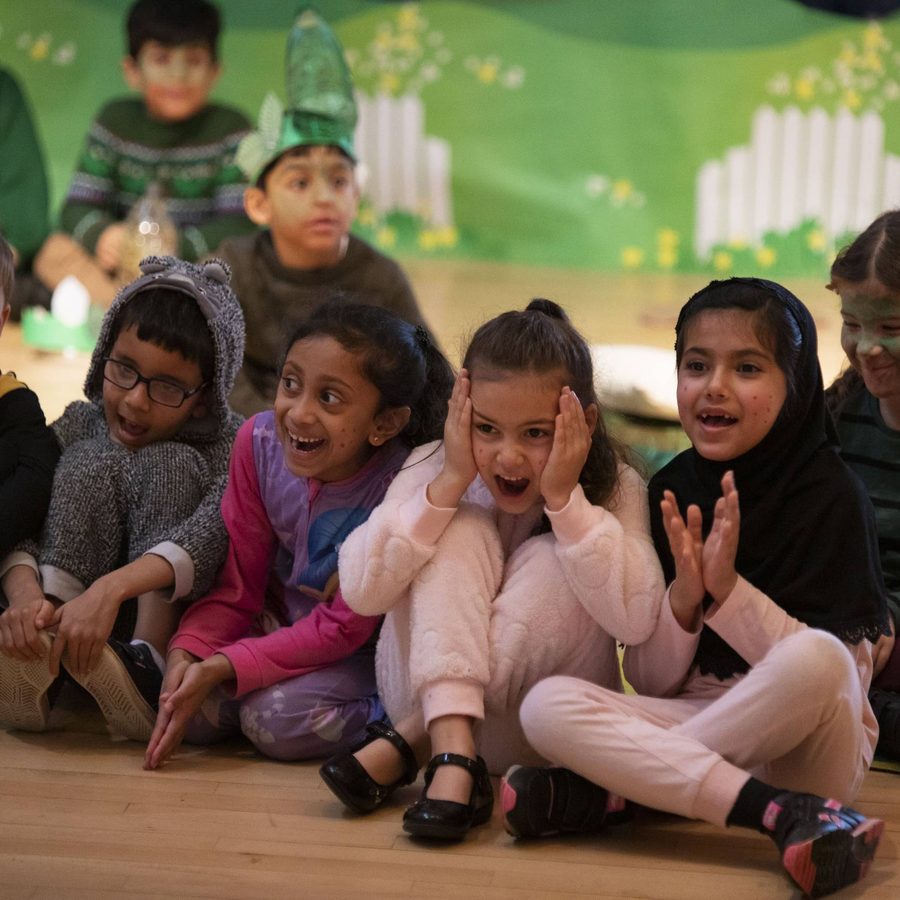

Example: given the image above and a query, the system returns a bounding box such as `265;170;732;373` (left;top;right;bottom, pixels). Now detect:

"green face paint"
836;279;900;407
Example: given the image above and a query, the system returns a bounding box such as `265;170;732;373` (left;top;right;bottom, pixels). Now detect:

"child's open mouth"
495;475;529;496
699;413;737;428
288;430;326;454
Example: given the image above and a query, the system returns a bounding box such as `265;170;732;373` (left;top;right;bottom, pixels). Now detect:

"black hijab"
648;278;889;680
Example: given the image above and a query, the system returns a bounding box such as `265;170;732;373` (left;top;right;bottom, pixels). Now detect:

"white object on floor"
50;274;90;328
591;343;679;421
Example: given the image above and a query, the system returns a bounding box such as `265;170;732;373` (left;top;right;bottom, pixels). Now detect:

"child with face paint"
33;0;253;305
320;299;664;841
505;280;888;899
827;210;900;761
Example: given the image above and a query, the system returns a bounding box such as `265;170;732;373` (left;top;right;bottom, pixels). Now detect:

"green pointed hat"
236;6;357;182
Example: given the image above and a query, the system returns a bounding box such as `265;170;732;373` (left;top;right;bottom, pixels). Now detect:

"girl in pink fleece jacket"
144;302;453;769
320;299;664;840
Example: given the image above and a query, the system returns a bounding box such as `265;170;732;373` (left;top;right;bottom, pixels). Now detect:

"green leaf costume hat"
236;5;357;183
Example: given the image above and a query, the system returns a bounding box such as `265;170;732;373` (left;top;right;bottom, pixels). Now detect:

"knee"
777;629;856;693
238;691;360;762
124;442;209;503
55;437;126;484
127;442;207;480
520;675;580;751
441;503;501;551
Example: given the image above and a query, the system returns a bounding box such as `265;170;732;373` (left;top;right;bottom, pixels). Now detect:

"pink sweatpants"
520;629;870;826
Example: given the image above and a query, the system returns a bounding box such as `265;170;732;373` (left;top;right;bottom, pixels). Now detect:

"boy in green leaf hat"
213;6;430;417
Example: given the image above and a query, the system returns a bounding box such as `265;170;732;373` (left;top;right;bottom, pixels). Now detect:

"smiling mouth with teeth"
495;475;529;496
699;413;737;427
288;430;326;452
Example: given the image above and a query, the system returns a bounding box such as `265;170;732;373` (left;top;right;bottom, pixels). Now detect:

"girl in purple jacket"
144;301;452;769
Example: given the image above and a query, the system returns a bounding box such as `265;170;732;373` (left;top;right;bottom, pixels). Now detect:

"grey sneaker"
66;639;162;741
0;631;58;732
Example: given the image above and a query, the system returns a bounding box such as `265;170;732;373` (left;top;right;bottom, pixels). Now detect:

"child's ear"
243;186;271;226
122;56;141;90
583;402;599;434
369;405;411;446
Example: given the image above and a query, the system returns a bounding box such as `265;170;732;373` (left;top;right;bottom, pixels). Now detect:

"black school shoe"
320;720;420;814
763;792;883;898
0;631;60;732
402;752;493;841
66;639;162;742
500;765;632;839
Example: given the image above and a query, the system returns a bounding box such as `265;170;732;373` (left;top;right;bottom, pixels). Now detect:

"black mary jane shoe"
402;752;493;841
319;720;419;814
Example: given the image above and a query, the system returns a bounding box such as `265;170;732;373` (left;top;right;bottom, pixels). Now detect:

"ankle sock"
130;639;165;673
725;776;783;831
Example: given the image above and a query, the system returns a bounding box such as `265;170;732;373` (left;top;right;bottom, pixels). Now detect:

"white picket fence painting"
354;92;454;227
695;104;900;260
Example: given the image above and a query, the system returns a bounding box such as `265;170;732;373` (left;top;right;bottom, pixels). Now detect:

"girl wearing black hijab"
503;279;889;899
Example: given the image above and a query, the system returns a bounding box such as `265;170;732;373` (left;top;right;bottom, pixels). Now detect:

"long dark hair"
826;210;900;413
462;298;622;507
283;301;453;448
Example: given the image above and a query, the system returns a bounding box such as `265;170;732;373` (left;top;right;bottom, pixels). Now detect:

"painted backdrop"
3;0;900;276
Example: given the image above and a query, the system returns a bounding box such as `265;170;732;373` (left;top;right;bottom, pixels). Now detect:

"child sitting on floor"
216;6;430;417
0;234;58;559
505;278;888;900
321;299;663;841
0;255;244;742
826;209;900;760
144;302;453;768
34;0;253;305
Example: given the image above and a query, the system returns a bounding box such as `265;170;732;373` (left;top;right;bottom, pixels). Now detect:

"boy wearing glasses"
0;255;244;741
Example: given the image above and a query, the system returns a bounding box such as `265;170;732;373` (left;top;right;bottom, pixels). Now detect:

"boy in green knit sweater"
34;0;254;305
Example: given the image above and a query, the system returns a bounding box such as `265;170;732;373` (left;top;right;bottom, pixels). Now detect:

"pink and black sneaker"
500;765;631;839
763;792;883;898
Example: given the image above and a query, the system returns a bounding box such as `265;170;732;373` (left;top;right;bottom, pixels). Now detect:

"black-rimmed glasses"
102;357;207;408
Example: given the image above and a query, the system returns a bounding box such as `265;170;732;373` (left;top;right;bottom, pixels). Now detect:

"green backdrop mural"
3;0;899;276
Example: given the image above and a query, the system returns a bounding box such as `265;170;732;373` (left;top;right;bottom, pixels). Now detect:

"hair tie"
415;325;430;349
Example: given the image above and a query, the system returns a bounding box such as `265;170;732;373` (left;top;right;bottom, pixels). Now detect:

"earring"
371;435;381;444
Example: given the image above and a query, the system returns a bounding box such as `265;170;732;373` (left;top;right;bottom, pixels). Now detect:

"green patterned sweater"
60;97;255;261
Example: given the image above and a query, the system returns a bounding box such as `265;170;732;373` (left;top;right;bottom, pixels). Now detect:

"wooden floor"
1;261;897;898
0;690;898;900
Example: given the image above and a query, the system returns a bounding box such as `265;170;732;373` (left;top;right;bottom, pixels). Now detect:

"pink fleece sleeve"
169;419;275;661
623;585;702;697
339;441;456;617
218;589;381;696
704;576;807;665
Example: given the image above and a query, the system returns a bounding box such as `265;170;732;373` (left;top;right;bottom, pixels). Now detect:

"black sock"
725;777;783;831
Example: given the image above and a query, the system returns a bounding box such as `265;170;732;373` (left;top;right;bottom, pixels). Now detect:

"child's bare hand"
541;387;592;511
872;614;896;678
660;490;705;630
96;223;126;273
428;369;477;508
144;653;232;770
702;471;740;603
48;584;119;679
0;597;56;661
